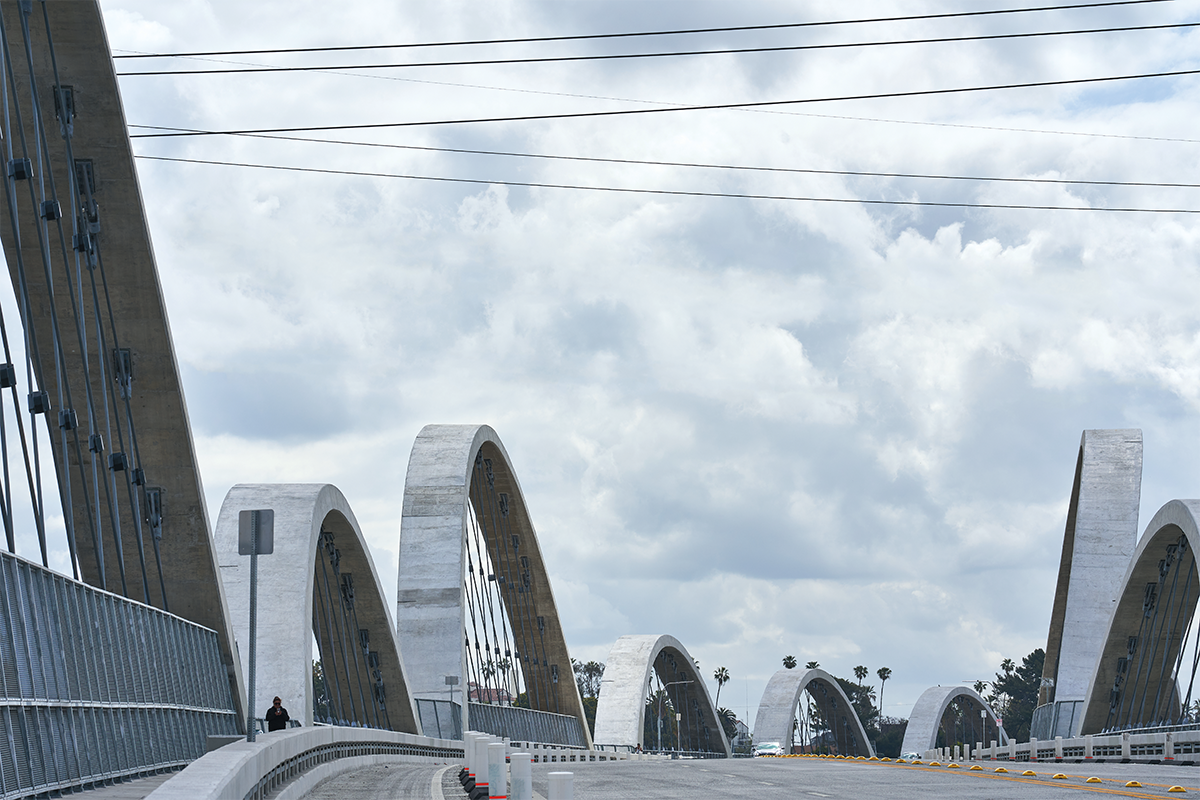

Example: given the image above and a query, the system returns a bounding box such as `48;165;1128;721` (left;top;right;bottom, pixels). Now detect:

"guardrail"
924;728;1200;764
144;726;463;800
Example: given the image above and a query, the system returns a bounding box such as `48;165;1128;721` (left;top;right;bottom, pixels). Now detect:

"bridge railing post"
1084;734;1093;760
990;739;997;760
1121;732;1131;761
1055;736;1063;761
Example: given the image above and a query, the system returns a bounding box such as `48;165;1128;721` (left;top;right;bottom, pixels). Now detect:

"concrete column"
488;742;507;799
976;741;982;761
990;740;997;760
1055;736;1063;760
1029;737;1038;761
510;753;532;800
1121;732;1131;760
1009;739;1017;760
1165;732;1175;761
548;773;573;800
1084;735;1093;760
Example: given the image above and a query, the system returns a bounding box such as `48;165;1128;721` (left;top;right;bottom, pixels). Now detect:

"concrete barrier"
145;726;462;800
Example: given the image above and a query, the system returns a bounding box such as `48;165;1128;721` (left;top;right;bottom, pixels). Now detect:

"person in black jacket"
265;696;290;731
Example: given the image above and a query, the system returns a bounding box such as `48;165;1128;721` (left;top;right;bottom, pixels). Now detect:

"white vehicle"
753;741;785;757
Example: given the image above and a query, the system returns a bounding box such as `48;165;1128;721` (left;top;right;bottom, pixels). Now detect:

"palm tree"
805;661;820;670
877;667;891;718
713;666;731;707
783;655;797;669
854;665;868;685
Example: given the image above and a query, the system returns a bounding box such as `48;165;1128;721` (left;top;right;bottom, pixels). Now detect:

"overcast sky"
80;0;1200;727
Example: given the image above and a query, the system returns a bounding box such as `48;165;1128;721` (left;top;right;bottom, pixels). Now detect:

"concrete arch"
900;685;1005;755
753;668;875;757
592;635;731;756
1079;499;1200;735
396;424;591;744
1035;429;1142;739
215;484;420;732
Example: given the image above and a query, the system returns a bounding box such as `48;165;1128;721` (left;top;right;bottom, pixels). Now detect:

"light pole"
656;679;693;752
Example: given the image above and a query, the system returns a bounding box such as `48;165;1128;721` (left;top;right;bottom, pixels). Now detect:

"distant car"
754;742;785;757
900;752;921;761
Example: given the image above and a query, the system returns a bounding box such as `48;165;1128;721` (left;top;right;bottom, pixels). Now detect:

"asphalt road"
522;758;1200;800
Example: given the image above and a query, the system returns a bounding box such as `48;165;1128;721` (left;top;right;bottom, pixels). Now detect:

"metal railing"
1;550;238;800
467;702;588;748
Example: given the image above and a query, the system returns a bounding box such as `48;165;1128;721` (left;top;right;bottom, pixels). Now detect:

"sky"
57;0;1200;728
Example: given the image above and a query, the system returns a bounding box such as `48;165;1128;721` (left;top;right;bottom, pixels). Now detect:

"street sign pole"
239;509;275;742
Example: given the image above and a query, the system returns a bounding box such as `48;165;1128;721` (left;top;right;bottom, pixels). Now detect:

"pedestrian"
266;696;290;732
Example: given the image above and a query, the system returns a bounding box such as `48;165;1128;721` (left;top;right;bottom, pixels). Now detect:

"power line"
132;154;1200;213
111;0;1171;59
115;21;1200;76
128;126;1200;188
127;67;1200;137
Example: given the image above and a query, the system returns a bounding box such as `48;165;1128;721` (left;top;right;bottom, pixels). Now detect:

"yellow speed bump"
1021;770;1036;776
994;768;1009;773
929;761;941;766
869;756;879;761
969;765;983;771
1052;774;1068;780
1125;781;1142;788
948;763;961;768
881;757;891;762
1168;787;1186;793
1086;777;1101;783
911;760;922;765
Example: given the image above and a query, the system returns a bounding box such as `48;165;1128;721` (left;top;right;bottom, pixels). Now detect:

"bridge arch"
592;634;731;756
215;483;420;732
397;424;591;746
1079;499;1200;735
753;668;874;757
900;685;1005;756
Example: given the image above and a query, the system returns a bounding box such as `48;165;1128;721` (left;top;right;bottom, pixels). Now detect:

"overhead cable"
127;67;1200;137
133;154;1200;214
115;22;1200;76
112;0;1171;59
128;126;1200;188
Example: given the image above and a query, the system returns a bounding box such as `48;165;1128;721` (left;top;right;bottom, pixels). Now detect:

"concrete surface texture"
592;634;731;756
1079;498;1200;735
752;667;875;757
0;0;245;723
396;424;590;742
899;684;1004;755
1039;429;1143;735
214;483;419;732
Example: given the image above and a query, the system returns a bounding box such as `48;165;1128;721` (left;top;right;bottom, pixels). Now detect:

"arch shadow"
754;668;875;757
215;483;420;732
592;634;731;756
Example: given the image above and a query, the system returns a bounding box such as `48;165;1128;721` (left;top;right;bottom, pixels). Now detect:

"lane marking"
430;764;454;800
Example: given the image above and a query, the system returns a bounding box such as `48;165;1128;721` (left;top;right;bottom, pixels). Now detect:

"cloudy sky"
75;0;1200;726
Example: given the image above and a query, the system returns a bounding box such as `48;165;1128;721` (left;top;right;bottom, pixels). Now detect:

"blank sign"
238;509;274;555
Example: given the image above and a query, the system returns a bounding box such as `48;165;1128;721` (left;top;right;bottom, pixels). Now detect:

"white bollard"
465;732;478;778
510;753;532;800
488;742;507;799
548;772;573;800
475;736;491;795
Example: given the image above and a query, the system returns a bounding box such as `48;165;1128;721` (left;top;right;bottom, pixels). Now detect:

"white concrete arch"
396;424;591;744
592;634;731;756
1079;499;1200;735
215;484;420;732
753;668;875;757
900;685;1005;755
